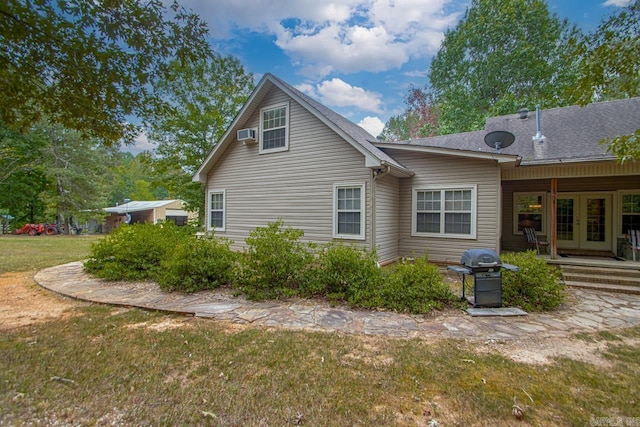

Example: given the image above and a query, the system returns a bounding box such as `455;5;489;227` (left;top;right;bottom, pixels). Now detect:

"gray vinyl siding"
386;149;501;264
206;86;373;251
374;174;400;263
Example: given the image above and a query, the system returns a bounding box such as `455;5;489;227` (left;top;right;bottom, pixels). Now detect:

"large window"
622;192;640;233
260;103;289;153
333;184;365;240
208;190;225;231
412;185;476;238
514;193;545;234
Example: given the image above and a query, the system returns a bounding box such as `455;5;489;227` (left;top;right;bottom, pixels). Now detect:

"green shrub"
238;219;314;300
84;222;190;281
157;235;237;293
309;243;383;306
500;250;564;311
381;256;456;313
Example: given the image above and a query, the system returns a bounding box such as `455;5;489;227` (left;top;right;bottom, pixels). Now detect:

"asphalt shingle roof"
386;97;640;165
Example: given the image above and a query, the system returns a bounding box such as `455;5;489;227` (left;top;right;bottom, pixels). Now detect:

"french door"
556;194;612;251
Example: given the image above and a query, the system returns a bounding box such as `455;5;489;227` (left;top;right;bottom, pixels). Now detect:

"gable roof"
379;97;640;166
193;73;413;183
104;200;183;214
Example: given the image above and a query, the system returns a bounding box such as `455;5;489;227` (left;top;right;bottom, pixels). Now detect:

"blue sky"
129;0;632;153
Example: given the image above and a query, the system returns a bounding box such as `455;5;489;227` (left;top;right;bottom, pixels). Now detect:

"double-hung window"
621;192;640;233
412;185;476;238
208;190;225;231
260;102;289;153
514;192;545;234
333;184;365;240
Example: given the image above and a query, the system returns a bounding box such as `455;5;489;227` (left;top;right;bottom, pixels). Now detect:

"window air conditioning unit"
237;128;257;143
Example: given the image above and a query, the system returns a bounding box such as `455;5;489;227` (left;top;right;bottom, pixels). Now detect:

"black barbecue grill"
448;249;519;308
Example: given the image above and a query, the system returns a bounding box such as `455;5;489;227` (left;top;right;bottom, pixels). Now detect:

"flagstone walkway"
34;262;640;341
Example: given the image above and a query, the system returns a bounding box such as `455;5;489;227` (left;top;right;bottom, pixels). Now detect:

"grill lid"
461;249;502;268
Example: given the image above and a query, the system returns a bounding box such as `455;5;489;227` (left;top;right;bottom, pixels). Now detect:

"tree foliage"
40;123;119;230
107;152;169;206
146;55;254;214
427;0;578;134
380;87;439;141
0;120;120;229
0;122;48;224
0;0;212;144
570;0;640;161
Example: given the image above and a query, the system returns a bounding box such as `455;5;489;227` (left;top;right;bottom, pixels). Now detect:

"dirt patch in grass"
125;317;195;332
473;334;640;368
0;271;84;331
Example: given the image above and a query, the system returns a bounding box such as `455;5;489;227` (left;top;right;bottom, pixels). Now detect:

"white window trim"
207;189;226;232
411;184;477;239
513;192;546;235
333;183;366;240
259;102;289;154
619;190;640;237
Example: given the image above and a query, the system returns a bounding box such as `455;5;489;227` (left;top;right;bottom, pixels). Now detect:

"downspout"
371;163;391;258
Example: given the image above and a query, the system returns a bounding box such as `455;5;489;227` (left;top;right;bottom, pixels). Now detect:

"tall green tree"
570;0;640;161
0;0;212;145
0;122;48;225
146;55;254;215
428;0;579;134
40;123;119;232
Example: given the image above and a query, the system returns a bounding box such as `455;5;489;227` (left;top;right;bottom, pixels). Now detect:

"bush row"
84;220;564;313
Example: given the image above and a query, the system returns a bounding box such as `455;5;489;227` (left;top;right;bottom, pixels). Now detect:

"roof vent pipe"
532;105;546;143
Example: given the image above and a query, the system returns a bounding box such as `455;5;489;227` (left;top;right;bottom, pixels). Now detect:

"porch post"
550;177;557;259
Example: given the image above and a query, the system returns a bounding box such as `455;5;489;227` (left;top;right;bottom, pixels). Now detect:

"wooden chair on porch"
523;227;549;255
628;230;640;261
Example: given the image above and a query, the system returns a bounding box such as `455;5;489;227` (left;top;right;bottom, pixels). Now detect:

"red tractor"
14;223;61;236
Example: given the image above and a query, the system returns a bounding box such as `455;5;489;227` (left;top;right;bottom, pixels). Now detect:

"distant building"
103;200;196;233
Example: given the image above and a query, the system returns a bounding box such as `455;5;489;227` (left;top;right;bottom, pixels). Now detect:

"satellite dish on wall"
484;130;515;153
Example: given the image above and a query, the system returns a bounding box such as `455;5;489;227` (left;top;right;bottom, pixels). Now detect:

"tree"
40;123;119;232
0;0;212;144
380;87;439;141
146;55;254;215
428;0;579;134
107;152;169;206
570;0;640;161
0;122;48;225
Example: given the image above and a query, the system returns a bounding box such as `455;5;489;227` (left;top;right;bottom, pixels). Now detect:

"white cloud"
316;78;384;113
602;0;632;6
358;116;385;137
183;0;463;76
121;132;155;155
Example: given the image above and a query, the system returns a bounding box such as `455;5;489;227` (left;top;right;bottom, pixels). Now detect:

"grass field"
1;237;639;425
0;235;101;274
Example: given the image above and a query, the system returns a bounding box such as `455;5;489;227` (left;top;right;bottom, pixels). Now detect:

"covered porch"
500;160;640;260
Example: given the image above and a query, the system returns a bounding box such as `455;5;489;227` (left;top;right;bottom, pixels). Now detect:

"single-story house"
194;73;640;264
103;200;195;233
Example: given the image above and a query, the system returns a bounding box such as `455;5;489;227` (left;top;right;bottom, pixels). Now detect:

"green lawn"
0;235;101;274
1;237;639;425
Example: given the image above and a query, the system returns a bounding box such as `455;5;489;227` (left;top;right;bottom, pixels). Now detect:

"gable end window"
333;184;365;240
260;102;289;153
412;185;476;238
208;190;225;232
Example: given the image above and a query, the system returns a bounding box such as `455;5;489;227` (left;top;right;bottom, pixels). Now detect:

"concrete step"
560;265;640;277
561;272;640;287
563;280;640;295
